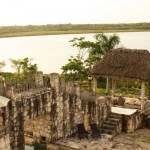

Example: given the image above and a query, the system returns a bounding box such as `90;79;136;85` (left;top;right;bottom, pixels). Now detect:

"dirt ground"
112;129;150;150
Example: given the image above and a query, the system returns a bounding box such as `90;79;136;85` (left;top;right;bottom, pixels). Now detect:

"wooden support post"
141;81;145;110
112;78;116;97
93;77;97;92
106;76;110;93
141;81;145;100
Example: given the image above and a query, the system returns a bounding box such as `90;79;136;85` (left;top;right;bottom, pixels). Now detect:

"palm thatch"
90;48;150;81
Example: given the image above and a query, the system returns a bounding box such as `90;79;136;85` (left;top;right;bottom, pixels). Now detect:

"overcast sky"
0;0;150;26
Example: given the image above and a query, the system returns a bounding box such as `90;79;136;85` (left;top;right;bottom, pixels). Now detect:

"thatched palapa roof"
90;48;150;81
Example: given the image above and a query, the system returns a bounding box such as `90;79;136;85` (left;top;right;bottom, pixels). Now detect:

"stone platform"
48;133;145;150
50;134;114;150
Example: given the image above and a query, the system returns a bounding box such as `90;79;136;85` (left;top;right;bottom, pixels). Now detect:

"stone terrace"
47;133;145;150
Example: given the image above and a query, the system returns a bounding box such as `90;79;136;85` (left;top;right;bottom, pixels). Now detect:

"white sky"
0;0;150;26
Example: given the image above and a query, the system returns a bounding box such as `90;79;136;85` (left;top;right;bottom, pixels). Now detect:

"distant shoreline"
0;23;150;38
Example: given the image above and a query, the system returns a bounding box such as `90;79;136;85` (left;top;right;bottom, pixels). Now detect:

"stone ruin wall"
28;73;111;143
123;113;143;133
0;72;111;150
0;107;10;150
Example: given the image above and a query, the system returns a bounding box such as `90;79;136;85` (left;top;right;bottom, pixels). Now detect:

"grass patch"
95;87;140;97
96;88;111;96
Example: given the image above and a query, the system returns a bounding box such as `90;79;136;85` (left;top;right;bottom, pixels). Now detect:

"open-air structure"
1;49;150;149
90;48;150;133
91;48;150;101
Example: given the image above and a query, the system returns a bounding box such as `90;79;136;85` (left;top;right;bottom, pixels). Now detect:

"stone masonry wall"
0;72;111;150
31;114;51;143
125;113;143;133
25;73;111;145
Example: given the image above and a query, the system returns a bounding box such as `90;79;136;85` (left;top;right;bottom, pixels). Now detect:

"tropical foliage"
10;57;38;76
61;54;88;81
0;61;6;71
61;33;120;81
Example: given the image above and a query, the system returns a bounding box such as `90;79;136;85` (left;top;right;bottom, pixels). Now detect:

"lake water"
0;32;149;149
25;145;34;150
0;32;150;74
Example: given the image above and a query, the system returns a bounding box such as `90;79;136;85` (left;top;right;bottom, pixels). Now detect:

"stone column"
75;83;83;124
35;71;44;87
50;73;59;93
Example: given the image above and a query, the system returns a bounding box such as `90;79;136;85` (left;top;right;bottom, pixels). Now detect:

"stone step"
107;117;120;122
109;113;122;119
104;120;119;125
102;128;114;134
102;124;116;130
101;112;122;135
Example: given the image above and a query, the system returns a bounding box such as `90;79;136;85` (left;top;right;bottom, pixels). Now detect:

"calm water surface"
0;32;150;73
0;32;149;149
25;145;34;150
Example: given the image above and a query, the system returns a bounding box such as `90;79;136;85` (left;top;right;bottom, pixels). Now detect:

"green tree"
10;57;38;75
20;57;37;75
94;33;120;92
61;50;88;81
62;33;120;82
10;58;22;74
70;33;120;66
94;33;120;54
0;61;6;71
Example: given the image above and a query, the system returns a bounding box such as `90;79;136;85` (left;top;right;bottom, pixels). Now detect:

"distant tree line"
0;23;150;38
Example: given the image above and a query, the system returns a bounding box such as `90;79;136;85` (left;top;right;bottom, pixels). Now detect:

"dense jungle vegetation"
0;23;150;38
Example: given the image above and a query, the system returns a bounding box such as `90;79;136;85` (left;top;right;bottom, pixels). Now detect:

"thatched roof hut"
90;48;150;81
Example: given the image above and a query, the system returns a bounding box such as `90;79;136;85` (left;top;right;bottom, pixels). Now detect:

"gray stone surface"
1;73;111;149
0;134;10;150
54;134;114;150
53;133;146;150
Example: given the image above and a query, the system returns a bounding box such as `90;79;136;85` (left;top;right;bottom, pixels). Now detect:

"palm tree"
94;33;120;93
65;33;120;87
94;33;120;55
